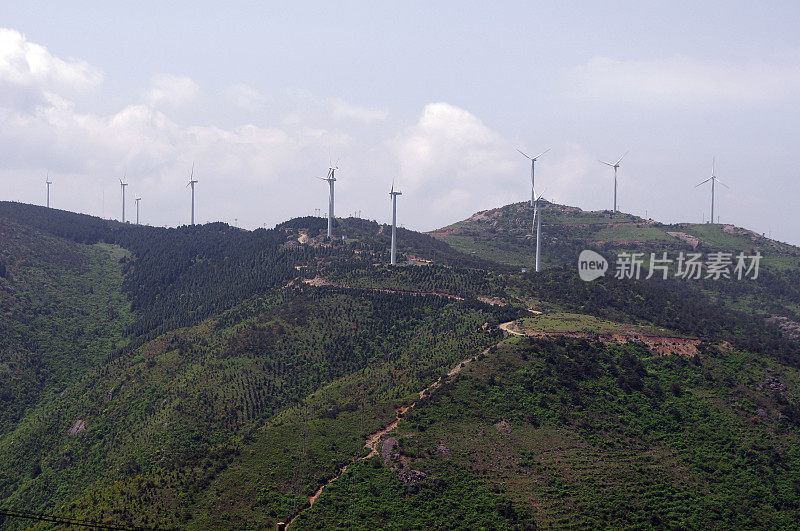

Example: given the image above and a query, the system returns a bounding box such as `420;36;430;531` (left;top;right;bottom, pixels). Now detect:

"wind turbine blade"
615;151;629;165
695;177;712;187
533;148;551;160
711;157;715;177
316;176;328;181
599;160;615;167
516;148;532;160
715;177;730;188
190;162;194;180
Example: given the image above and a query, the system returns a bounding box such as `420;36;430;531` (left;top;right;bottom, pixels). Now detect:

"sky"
1;1;799;245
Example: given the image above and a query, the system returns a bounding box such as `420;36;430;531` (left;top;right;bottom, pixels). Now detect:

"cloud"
393;102;519;228
144;74;199;107
0;60;357;228
571;55;800;105
0;27;102;108
225;83;267;111
331;98;388;123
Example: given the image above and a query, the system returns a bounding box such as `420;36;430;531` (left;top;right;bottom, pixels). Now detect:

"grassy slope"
516;311;682;337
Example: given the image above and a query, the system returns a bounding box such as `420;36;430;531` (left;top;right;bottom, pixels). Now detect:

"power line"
0;508;141;530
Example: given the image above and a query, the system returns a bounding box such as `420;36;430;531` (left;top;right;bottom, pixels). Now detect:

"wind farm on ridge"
36;145;737;271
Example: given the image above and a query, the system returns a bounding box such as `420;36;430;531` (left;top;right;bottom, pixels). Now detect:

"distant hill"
431;201;800;270
431;201;800;325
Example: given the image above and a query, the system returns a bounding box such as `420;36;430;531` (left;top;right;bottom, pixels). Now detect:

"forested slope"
0;217;131;435
0;200;799;529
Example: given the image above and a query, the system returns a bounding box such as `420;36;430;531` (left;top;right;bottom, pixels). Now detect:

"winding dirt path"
285;337;504;528
499;321;525;336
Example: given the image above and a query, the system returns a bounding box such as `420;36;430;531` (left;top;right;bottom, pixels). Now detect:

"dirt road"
286;338;502;528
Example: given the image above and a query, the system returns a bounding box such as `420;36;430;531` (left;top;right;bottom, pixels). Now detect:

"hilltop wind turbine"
119;176;128;223
533;189;546;272
187;164;198;225
317;162;338;237
135;197;142;225
389;181;402;265
695;157;728;224
599;151;628;216
45;173;52;208
517;148;550;231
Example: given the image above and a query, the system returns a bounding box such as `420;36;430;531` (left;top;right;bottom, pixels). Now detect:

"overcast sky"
1;1;798;244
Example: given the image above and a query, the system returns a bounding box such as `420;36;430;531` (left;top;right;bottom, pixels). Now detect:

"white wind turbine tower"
696;157;728;224
119;176;128;223
317;162;338;238
187;164;198;225
135;197;142;225
389;181;402;265
533;189;546;272
517;147;550;232
45;173;52;208
599;151;628;216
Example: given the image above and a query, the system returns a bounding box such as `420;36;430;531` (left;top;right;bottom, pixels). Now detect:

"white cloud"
0;64;359;228
225;83;267;111
393;102;519;228
144;74;199;107
331;98;388;123
571;55;800;105
0;28;102;100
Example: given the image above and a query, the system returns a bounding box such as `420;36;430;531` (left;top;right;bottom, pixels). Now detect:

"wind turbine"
533;189;546;272
517;147;550;231
389;181;402;265
695;157;728;224
599;151;628;216
135;197;142;225
45;173;52;208
317;161;338;238
119;176;128;223
187;163;198;225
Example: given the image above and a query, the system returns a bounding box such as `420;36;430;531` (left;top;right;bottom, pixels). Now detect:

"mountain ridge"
1;199;799;529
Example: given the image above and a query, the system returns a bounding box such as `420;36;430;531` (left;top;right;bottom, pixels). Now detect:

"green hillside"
0;217;132;434
431;201;800;270
432;202;800;322
0;201;799;529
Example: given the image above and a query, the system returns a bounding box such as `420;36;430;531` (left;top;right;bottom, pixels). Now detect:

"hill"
432;201;800;324
431;201;800;271
0;200;799;529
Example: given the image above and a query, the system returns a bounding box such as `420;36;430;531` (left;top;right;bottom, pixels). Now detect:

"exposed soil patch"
667;232;701;249
501;321;700;357
68;419;86;436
